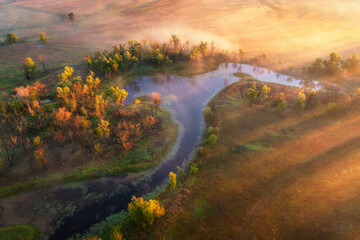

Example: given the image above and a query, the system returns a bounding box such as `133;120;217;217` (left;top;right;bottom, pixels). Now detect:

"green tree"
207;134;217;146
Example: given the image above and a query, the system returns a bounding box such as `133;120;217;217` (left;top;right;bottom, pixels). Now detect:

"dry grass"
154;80;360;240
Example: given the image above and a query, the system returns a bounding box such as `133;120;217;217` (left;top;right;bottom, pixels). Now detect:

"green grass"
0;224;41;240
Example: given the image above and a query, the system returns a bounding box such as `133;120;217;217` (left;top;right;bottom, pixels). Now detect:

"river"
50;63;320;239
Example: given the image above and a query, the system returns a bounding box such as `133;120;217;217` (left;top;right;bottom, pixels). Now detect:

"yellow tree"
128;196;165;229
22;57;37;80
39;32;49;44
169;171;176;191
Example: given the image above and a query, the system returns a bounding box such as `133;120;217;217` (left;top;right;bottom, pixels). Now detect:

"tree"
239;48;244;61
68;12;75;21
128;196;165;229
6;32;18;43
323;52;343;75
276;93;287;111
22;57;37;80
108;86;128;108
151;92;161;113
343;53;360;72
207;134;217;146
246;82;259;103
169;171;176;191
204;106;215;125
223;79;229;96
38;55;47;72
109;228;123;240
306;58;323;74
39;32;49;44
295;90;306;111
260;85;271;102
96;119;110;138
3;136;18;167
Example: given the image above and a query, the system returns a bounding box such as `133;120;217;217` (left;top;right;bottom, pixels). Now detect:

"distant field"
1;0;360;81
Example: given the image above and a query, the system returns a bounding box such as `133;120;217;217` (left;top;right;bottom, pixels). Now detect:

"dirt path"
236;116;360;239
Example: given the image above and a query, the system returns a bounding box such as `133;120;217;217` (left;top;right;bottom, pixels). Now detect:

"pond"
50;63;320;239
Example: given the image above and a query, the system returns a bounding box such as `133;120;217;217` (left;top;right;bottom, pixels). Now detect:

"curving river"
50;63;320;239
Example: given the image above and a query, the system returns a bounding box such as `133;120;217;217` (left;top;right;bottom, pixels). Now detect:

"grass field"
149;78;360;240
2;0;360;86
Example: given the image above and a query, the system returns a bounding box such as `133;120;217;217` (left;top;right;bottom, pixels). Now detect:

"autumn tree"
260;85;271;102
39;32;49;44
151;92;161;113
128;196;165;229
246;82;259;104
295;90;306;111
3;136;18;167
169;171;176;191
22;57;37;80
38;55;47;72
33;136;46;167
108;86;128;109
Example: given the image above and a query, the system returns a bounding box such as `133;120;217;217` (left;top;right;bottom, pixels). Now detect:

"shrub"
168;171;176;191
203;106;215;125
295;90;306;111
207;134;217;146
39;32;49;44
128;196;165;229
260;85;271;102
22;57;37;80
109;227;123;240
176;166;186;182
6;32;18;43
196;146;209;160
190;164;199;175
327;102;343;115
246;82;259;103
277;100;288;112
68;12;75;21
144;48;172;65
